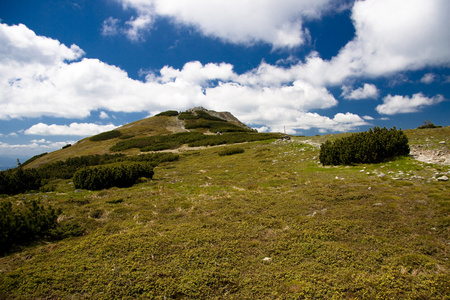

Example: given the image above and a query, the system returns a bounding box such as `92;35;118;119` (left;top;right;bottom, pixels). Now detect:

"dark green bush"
194;110;225;121
119;134;135;140
72;162;154;190
156;110;179;117
110;132;205;152
0;200;61;254
62;144;72;149
1;153;178;196
0;168;42;195
319;127;410;165
218;147;245;156
89;130;122;141
185;120;249;132
178;111;198;120
38;154;126;179
417;120;442;129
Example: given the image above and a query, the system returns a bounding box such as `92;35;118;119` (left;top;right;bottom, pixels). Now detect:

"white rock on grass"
437;175;449;181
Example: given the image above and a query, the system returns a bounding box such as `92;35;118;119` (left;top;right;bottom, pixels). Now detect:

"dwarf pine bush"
72;162;154;190
319;127;409;165
0;200;60;254
90;130;122;141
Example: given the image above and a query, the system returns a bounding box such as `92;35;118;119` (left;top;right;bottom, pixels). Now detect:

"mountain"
1;112;449;298
24;107;256;169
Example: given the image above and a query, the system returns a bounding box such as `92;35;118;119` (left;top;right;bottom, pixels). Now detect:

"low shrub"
0;168;42;195
72;162;154;190
319;126;410;165
156;110;179;117
178;111;198;120
185;120;249;133
118;134;135;140
218;147;245;156
110;132;205;152
417;120;442;129
0;200;61;254
62;144;72;149
90;130;122;141
38;154;126;179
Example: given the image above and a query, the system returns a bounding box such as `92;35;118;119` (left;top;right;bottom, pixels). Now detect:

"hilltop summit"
23;108;260;168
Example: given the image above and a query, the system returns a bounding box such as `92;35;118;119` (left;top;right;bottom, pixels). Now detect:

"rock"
262;257;272;262
377;172;386;178
437;175;449;181
373;203;383;206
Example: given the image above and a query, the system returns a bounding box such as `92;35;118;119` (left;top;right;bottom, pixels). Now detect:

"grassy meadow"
0;128;449;299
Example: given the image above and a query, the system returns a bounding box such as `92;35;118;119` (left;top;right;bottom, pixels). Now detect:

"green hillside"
0;115;449;298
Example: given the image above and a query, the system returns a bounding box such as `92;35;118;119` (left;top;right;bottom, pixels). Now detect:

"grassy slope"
1;128;449;299
25;116;184;169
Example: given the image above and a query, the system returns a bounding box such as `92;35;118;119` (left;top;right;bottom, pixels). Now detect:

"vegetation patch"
417;120;442;129
0;153;178;195
110;132;205;152
155;110;179;117
0;168;42;195
0;200;60;254
218;147;245;156
72;162;154;190
319;127;410;165
0;127;448;299
89;130;122;141
178;111;198;120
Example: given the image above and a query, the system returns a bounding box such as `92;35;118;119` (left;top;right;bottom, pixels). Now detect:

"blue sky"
0;0;449;162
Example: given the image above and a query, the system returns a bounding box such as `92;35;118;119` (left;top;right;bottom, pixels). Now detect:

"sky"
0;0;449;162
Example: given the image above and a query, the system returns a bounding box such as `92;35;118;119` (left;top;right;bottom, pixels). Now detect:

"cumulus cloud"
341;83;379;100
5;10;448;137
101;17;120;36
376;93;445;115
1;23;358;133
271;0;450;86
0;140;76;156
99;111;110;119
420;73;437;84
114;0;335;47
24;123;118;136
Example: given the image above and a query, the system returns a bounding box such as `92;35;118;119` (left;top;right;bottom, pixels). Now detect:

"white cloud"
101;17;120;36
24;123;118;136
420;73;437;84
1;23;348;133
115;0;334;47
376;93;445;115
0;140;76;156
0;23;84;65
99;111;110;119
325;0;450;83
124;14;153;41
341;83;379;100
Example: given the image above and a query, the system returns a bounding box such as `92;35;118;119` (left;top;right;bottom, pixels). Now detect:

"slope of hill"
24;108;254;169
0;119;449;298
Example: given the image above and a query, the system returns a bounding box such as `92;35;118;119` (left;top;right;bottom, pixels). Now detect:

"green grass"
0;130;449;299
